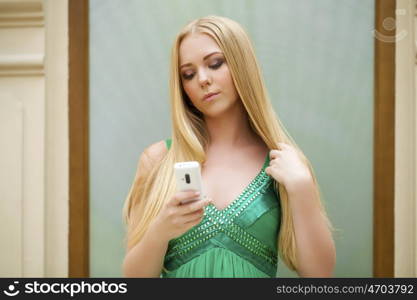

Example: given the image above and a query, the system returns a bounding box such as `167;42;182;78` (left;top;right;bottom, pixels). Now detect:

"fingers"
185;214;205;227
173;203;207;230
183;208;204;217
269;149;281;159
170;190;201;206
179;197;211;214
182;208;205;224
270;143;291;159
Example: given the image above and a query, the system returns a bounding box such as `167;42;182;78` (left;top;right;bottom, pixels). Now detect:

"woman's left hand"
265;142;312;192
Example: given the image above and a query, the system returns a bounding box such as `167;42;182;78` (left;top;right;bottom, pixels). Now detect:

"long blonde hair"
123;15;333;272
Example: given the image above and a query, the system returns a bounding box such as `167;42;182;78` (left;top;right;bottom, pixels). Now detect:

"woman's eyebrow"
180;51;222;69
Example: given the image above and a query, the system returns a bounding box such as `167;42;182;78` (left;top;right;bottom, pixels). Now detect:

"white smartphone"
174;161;207;204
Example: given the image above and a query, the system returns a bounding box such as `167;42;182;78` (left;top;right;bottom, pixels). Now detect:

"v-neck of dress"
208;152;270;212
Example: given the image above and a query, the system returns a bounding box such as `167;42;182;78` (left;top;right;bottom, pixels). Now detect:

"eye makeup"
181;56;225;81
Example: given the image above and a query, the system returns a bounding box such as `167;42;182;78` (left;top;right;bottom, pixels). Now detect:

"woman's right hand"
149;190;211;242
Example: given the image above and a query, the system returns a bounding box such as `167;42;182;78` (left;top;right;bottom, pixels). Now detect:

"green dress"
161;138;281;278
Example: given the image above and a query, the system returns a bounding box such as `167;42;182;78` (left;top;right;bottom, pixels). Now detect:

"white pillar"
395;0;417;277
0;0;69;277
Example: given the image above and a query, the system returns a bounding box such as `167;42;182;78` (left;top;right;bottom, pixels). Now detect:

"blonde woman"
123;16;335;278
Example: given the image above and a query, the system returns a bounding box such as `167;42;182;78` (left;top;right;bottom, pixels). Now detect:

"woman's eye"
209;60;223;69
182;72;194;80
181;59;224;80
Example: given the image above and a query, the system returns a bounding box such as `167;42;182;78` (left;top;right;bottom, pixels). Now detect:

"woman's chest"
201;151;268;210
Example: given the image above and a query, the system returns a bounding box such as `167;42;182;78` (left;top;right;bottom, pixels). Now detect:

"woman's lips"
203;92;220;102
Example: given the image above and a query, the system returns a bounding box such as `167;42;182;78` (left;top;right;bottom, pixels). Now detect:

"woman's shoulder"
144;139;169;155
138;139;169;173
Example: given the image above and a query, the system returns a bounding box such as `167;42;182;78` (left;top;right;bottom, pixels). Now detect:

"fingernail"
194;191;200;196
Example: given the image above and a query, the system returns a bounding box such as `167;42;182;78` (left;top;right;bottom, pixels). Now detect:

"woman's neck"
203;102;260;150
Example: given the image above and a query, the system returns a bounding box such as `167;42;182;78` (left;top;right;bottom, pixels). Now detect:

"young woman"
122;15;335;278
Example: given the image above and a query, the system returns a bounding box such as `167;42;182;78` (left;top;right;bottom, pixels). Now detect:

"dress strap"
165;138;172;150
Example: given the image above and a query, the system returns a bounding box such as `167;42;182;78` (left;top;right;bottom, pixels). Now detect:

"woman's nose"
198;70;211;87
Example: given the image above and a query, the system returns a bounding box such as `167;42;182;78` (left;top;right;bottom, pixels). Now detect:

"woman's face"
179;33;240;117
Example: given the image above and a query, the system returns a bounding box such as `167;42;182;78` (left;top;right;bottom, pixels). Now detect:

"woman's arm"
122;223;169;277
122;140;209;277
265;143;336;277
286;178;336;277
122;141;168;277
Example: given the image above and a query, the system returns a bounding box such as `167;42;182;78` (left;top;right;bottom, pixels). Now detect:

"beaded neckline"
203;170;271;227
168;153;272;247
208;152;270;212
